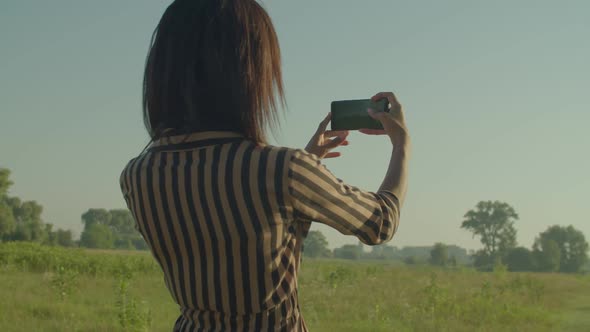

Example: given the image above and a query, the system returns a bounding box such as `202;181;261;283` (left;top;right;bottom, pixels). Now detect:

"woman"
119;0;410;331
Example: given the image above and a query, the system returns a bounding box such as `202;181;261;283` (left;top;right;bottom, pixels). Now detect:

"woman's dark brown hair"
143;0;284;143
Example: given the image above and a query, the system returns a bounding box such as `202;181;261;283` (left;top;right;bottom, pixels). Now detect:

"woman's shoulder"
250;144;320;165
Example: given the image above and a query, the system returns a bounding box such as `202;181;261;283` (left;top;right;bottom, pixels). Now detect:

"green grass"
0;242;588;331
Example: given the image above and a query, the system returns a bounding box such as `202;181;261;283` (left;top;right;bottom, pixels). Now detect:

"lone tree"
461;201;518;270
534;225;588;273
303;230;331;258
430;243;449;266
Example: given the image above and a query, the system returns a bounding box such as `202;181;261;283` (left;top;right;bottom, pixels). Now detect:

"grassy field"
0;243;589;332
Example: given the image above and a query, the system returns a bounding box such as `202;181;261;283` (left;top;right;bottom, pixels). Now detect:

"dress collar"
148;130;245;152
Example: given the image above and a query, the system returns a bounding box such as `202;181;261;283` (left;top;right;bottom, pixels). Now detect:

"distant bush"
404;256;417;265
505;247;535;272
333;244;362;260
429;243;449;266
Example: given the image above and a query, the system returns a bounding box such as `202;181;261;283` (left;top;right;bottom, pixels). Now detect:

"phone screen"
330;99;388;130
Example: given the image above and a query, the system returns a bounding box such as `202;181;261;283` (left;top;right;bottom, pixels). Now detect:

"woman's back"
120;131;401;331
125;3;410;330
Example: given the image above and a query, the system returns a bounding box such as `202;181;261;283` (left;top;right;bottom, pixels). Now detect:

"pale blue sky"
1;1;589;250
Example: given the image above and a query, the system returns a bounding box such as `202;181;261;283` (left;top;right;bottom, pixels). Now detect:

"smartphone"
331;99;388;131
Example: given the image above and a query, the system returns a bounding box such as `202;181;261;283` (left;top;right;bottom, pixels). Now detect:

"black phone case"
330;99;388;130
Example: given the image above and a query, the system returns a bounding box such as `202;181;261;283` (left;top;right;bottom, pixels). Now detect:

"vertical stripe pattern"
119;131;401;331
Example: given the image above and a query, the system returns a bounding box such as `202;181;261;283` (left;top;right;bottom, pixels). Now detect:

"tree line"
2;168;589;272
0;169;74;246
303;231;470;264
304;200;589;273
303;231;472;264
0;168;146;250
461;200;588;273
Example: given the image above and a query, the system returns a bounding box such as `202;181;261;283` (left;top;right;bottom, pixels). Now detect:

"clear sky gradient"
1;1;589;250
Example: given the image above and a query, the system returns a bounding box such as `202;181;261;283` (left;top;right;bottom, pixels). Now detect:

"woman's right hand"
360;91;410;148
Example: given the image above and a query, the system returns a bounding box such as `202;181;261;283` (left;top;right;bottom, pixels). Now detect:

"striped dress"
119;131;400;331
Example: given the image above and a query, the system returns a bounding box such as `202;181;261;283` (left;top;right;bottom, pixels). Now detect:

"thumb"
316;112;331;134
367;108;387;120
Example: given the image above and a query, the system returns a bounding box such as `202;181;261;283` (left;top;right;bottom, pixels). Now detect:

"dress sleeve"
286;149;400;245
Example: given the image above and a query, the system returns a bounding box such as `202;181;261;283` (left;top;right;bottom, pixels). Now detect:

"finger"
316;112;331;134
327;139;349;147
367;108;388;121
324;152;341;158
371;92;398;104
324;130;349;138
359;128;387;135
371;92;400;107
324;130;349;140
322;136;346;149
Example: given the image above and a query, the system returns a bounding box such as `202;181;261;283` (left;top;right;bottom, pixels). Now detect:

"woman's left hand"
305;113;349;159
